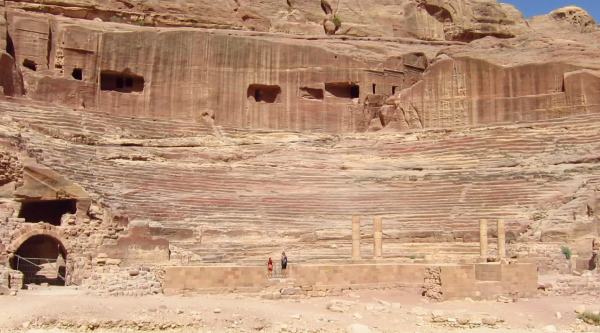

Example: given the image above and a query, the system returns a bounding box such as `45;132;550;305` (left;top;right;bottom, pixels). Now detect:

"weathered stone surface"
389;57;600;132
550;6;596;29
5;0;522;39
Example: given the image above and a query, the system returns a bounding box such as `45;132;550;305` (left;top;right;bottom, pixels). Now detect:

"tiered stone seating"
2;100;599;263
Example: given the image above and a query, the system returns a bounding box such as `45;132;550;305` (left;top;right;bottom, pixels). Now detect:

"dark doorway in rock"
247;84;282;103
10;235;67;287
0;53;20;96
392;86;397;94
325;82;360;99
72;68;83;80
100;70;144;93
372;83;377;94
18;199;77;226
23;59;37;71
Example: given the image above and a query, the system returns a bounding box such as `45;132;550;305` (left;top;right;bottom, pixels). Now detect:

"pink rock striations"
0;0;599;292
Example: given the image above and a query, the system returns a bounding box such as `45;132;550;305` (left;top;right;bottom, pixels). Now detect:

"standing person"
267;257;274;278
281;252;288;278
593;237;600;271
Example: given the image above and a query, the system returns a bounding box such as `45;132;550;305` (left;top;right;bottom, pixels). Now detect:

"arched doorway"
10;235;68;287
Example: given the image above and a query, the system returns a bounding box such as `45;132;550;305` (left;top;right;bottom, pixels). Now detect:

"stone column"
497;219;506;258
373;217;383;259
479;219;488;260
352;215;361;260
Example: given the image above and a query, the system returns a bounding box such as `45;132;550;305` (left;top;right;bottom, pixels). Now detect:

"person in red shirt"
267;257;274;278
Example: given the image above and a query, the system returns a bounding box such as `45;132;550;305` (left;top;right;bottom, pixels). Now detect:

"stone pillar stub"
497;219;506;259
373;217;383;259
352;215;361;260
479;219;488;260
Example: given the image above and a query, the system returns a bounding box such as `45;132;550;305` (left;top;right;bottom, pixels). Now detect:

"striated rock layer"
1;98;599;264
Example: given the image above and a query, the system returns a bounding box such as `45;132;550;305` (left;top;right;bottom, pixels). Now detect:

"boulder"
550;6;596;29
482;317;497;325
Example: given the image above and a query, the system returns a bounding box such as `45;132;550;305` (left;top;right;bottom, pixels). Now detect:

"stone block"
106;259;122;266
280;287;296;295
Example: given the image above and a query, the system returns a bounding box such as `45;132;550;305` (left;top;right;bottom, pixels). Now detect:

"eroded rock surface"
4;0;525;39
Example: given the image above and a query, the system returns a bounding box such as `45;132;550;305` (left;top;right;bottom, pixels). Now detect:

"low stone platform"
163;262;538;300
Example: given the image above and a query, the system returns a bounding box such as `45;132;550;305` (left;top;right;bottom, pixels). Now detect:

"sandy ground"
0;286;599;333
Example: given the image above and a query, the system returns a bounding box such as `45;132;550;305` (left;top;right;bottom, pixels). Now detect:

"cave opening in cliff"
299;87;324;100
392;85;398;94
423;4;453;23
10;235;67;287
23;59;37;71
325;82;360;99
372;83;377;94
18;199;77;226
100;70;144;93
72;68;83;80
247;84;282;103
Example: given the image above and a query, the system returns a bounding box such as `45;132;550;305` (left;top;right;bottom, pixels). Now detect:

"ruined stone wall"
79;256;164;296
0;137;170;291
438;263;538;299
0;202;169;291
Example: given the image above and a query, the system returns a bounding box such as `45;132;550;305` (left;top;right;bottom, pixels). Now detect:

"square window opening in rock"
325;82;360;99
72;68;83;80
299;87;324;100
100;71;144;93
18;199;77;226
247;84;282;103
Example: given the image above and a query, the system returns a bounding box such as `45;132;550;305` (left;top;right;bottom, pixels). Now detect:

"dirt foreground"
1;284;600;333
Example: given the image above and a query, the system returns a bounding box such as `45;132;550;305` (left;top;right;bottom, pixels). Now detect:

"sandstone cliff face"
384;57;600;131
6;0;524;39
7;7;600;134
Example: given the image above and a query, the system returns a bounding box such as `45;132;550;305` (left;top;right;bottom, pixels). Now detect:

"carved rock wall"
11;11;419;133
388;56;600;131
10;10;600;134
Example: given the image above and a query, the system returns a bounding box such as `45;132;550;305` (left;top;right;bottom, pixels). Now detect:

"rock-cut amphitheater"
0;0;599;298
